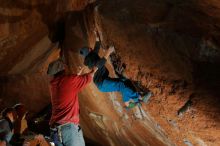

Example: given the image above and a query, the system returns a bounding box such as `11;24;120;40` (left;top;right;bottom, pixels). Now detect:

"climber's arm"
95;45;115;68
93;41;101;54
93;31;102;54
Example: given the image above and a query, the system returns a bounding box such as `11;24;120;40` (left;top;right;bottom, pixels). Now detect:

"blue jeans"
96;77;140;102
50;123;85;146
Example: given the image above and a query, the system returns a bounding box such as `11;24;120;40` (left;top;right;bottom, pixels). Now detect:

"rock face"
0;0;220;146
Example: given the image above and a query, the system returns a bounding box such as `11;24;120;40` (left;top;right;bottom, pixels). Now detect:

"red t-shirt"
49;73;92;125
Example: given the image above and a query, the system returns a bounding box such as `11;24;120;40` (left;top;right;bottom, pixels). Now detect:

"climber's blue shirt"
84;41;109;84
0;118;13;143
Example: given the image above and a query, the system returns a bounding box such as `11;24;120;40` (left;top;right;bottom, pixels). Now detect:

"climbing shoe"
140;92;152;103
125;102;136;110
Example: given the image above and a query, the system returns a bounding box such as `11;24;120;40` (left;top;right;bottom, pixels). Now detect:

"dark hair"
54;70;65;77
1;107;15;118
13;103;24;111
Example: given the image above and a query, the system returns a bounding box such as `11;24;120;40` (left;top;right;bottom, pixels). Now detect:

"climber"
0;107;17;145
47;57;97;146
79;31;152;109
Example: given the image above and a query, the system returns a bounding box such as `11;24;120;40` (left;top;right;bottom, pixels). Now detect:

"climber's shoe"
125;102;136;110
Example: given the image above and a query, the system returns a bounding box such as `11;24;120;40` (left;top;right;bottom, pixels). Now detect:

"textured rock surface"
0;0;220;145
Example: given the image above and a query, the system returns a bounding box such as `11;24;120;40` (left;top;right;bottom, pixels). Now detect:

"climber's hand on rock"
108;45;115;54
77;66;86;75
93;66;98;72
90;67;98;77
104;45;115;59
